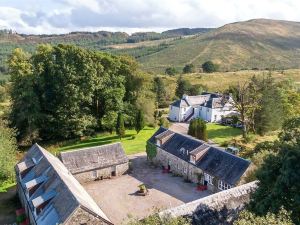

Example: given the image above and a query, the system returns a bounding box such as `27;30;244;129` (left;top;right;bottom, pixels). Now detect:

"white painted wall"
169;105;180;121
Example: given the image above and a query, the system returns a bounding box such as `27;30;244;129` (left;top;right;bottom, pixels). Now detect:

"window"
92;170;98;179
218;180;232;190
204;173;213;185
180;147;185;155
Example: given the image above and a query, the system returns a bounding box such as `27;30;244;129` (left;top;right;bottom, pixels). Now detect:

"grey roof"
148;129;250;185
59;143;128;174
15;144;112;225
171;99;189;107
170;92;232;109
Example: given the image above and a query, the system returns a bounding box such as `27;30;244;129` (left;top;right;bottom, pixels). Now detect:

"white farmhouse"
169;92;237;122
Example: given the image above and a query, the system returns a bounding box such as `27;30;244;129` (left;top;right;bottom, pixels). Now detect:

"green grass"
207;123;242;144
0;180;15;193
58;126;157;155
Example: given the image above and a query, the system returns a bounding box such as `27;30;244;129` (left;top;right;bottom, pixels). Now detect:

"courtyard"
83;153;210;225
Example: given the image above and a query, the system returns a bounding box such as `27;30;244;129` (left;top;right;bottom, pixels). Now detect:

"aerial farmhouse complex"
169;92;237;122
15;127;253;224
148;127;251;192
59;143;128;183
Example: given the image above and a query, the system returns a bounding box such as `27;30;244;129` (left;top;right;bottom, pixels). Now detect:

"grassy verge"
58;126;157;155
207;123;243;144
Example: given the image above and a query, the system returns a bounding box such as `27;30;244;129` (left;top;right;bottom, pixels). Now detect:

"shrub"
202;61;219;73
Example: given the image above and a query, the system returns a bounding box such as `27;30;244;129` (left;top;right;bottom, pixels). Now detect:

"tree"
153;77;167;108
165;67;177;76
9;44;143;142
8;48;41;144
252;75;284;135
188;118;208;141
227;82;259;138
249;117;300;224
175;76;191;98
202;61;218;73
234;208;293;225
135;109;145;134
0;120;17;186
116;113;125;139
183;64;195;73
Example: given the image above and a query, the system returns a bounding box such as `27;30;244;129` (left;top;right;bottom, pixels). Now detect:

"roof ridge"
60;142;122;155
33;144;111;222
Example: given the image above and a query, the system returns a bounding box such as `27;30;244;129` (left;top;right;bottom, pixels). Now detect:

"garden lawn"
207;123;242;144
58;126;157;155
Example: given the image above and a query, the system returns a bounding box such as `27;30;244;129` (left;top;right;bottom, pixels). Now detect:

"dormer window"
180;147;185;155
32;190;56;217
25;175;47;198
156;139;162;146
190;155;196;164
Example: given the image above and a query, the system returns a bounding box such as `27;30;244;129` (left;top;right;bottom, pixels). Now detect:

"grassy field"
58;126;157;155
207;123;242;144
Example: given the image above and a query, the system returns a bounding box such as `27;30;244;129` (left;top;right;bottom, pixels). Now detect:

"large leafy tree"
8;48;41;144
202;61;218;73
9;44;145;143
249;117;300;224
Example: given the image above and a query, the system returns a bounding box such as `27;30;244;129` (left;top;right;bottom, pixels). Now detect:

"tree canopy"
183;64;195;73
188;118;208;141
8;45;153;144
249;117;300;224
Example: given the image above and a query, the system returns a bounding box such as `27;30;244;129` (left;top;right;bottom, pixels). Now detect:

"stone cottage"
148;127;251;193
59;143;129;183
15;144;113;225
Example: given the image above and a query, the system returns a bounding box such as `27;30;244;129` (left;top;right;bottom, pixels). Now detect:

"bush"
165;67;177;76
183;64;195;73
202;61;219;73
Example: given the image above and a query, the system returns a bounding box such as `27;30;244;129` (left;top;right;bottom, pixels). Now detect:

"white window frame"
204;173;213;185
218;180;232;190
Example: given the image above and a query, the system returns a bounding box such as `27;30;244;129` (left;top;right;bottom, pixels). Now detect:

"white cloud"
0;0;300;34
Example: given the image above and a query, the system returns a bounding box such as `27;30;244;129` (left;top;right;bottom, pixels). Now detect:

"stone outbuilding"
148;127;251;193
59;143;129;183
15;144;113;225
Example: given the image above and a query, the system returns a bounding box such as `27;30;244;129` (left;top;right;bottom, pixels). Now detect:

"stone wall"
65;207;112;225
159;181;258;224
154;147;219;192
74;162;129;183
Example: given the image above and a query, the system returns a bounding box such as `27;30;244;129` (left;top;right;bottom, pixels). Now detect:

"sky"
0;0;300;34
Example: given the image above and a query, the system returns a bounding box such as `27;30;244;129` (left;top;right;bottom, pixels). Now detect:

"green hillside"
116;19;300;73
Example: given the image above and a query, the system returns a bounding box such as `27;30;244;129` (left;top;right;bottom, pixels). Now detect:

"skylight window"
32;190;56;216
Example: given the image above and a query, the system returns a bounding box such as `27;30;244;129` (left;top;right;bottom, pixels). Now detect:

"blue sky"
0;0;299;34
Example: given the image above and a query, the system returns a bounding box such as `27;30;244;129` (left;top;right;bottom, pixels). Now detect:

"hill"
0;28;212;77
119;19;300;73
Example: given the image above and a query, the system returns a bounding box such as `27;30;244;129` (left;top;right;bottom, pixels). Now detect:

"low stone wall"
159;181;258;223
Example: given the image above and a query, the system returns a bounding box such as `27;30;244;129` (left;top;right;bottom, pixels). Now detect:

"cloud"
0;0;300;34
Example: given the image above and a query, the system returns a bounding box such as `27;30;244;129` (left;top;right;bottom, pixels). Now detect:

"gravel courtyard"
83;153;210;225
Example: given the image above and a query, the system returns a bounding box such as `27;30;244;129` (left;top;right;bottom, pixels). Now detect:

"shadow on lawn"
60;134;134;151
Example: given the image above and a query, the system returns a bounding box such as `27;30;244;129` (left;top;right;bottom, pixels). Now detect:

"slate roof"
170;92;231;109
171;99;189;107
59;143;128;174
148;128;250;186
15;144;112;225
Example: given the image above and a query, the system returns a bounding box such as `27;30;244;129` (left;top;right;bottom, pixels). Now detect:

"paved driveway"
83;153;210;224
